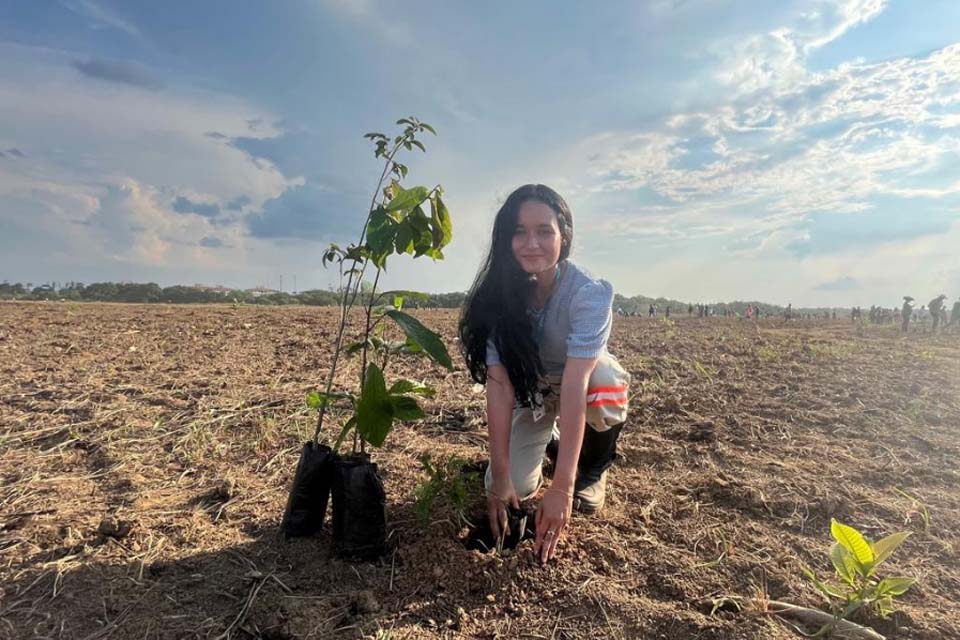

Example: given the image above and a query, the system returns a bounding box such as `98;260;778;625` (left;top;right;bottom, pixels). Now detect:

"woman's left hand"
534;487;573;564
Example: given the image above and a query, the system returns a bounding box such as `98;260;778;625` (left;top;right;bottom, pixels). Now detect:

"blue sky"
1;0;958;306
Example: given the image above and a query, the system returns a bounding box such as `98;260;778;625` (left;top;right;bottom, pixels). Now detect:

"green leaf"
830;543;857;586
831;519;875;569
430;194;453;249
382;336;426;355
409;206;433;257
389;395;424;421
366;207;396;250
306;390;353;409
410;139;426;152
393;295;403;310
356;363;394;447
343;244;368;263
876;596;895;619
876;577;915;597
345;340;366;356
345;337;385;356
394;223;414;255
388;379;436;397
322;243;343;268
375;290;429;308
871;531;911;569
802;566;844;603
385;184;429;214
420;123;437;135
384;310;453;370
333;415;357;452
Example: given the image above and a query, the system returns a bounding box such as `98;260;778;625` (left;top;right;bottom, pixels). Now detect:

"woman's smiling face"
511;200;563;276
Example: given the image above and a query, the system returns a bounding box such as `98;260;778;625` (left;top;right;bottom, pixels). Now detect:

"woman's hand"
534;487;573;564
487;473;520;541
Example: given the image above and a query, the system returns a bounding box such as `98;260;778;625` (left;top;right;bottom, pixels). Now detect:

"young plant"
412;454;482;528
282;117;453;548
803;518;915;624
308;116;454;454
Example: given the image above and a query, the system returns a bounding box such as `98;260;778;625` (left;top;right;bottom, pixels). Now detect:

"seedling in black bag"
281;117;455;558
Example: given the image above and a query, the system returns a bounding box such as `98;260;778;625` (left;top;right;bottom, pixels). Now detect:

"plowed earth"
1;302;958;639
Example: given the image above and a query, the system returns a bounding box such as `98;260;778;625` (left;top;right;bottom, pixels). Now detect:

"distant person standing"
929;294;947;332
901;297;914;333
948;297;960;332
665;306;671;318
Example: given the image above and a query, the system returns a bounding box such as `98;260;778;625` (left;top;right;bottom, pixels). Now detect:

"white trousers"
484;353;630;499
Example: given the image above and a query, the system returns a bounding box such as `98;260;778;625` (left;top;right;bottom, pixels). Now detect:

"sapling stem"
313;133;413;443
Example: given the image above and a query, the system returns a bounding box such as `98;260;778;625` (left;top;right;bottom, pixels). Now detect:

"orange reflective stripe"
587;397;628;407
586;385;627;394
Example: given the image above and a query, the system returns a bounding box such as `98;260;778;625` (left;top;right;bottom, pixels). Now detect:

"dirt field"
1;302;958;639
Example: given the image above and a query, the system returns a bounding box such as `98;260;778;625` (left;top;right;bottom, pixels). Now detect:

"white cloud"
713;0;888;94
560;43;960;239
60;0;142;38
0;42;302;280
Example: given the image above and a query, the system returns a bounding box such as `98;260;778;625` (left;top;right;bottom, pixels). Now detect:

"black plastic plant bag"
465;503;537;552
331;455;388;560
281;441;335;538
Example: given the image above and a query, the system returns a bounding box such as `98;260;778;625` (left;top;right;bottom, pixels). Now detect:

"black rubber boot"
544;423;624;482
574;423;624;513
576;422;624;484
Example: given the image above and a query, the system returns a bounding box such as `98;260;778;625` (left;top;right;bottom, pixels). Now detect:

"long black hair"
458;184;573;406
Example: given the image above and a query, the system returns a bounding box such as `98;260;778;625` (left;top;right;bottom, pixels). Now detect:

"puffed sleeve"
485;335;502;366
566;279;614;358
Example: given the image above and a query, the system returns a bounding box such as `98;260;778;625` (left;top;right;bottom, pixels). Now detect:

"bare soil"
1;302;958;639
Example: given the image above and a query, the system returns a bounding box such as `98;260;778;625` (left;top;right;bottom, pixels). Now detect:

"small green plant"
803;518;915;624
412;454;481;528
691;360;714;381
306;116;455;454
755;345;781;362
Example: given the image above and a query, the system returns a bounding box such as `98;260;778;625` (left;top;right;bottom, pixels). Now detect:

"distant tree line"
0;281;467;308
1;281;844;316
